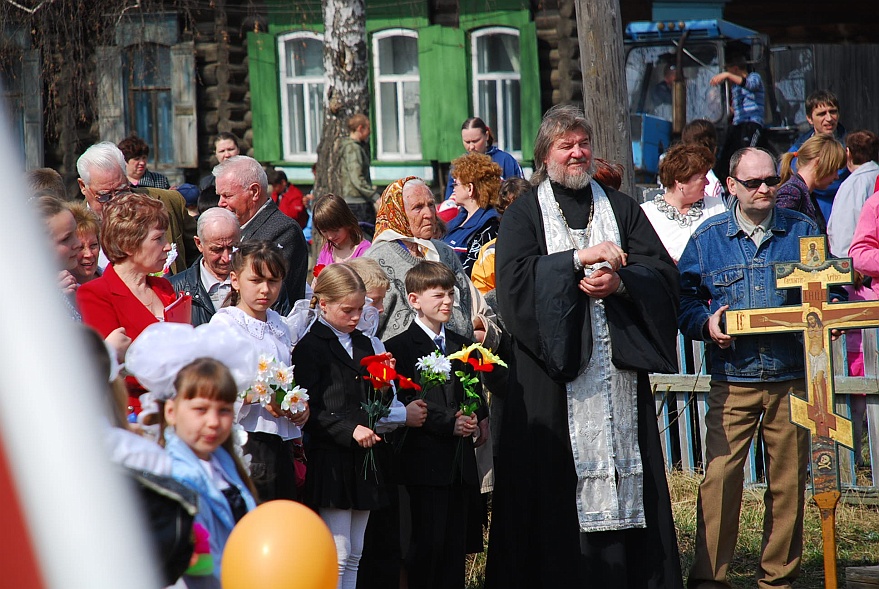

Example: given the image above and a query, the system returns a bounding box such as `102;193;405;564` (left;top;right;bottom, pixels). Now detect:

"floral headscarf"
373;176;440;261
374;176;419;238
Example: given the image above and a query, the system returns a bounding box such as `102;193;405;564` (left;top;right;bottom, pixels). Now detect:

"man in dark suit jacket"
214;155;308;312
169;207;241;326
387;319;487;589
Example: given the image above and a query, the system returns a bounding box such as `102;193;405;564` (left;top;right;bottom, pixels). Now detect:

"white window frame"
278;31;324;162
372;28;422;161
470;26;521;158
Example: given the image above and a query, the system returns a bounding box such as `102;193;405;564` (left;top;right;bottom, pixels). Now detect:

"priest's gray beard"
546;157;595;190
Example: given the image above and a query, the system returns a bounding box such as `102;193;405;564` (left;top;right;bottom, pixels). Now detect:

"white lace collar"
217;307;291;346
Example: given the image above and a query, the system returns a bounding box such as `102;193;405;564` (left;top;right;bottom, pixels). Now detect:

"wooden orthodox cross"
725;236;879;589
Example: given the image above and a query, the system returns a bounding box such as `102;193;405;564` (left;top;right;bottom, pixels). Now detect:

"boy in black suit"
385;261;487;589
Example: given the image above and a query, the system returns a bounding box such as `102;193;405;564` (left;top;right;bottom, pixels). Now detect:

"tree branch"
3;0;55;15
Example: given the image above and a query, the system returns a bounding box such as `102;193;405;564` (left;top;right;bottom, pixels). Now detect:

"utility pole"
575;0;637;198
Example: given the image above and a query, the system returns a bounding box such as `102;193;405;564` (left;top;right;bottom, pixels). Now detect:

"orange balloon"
222;500;338;589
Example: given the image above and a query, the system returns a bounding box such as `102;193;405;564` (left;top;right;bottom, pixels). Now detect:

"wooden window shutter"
21;49;43;170
518;20;540;162
247;31;282;162
417;25;468;163
95;46;125;143
171;41;198;168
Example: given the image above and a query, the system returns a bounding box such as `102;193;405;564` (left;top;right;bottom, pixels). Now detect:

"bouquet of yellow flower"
447;343;507;416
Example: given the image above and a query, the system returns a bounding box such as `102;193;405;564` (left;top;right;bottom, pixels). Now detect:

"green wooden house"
249;0;545;185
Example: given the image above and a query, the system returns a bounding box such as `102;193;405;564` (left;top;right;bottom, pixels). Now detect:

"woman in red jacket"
78;191;176;416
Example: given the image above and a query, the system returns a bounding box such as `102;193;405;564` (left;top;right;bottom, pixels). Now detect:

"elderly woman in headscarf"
364;176;480;342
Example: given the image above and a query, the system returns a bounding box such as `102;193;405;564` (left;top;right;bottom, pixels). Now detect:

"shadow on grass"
671;471;879;589
463;471;879;589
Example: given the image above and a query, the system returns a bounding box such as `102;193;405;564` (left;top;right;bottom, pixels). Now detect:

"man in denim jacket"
678;147;817;589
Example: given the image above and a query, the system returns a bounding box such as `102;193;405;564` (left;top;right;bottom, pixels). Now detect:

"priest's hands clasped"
577;241;627;298
577;241;627;271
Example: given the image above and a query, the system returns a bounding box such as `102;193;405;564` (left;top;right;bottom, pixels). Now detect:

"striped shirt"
732;72;764;126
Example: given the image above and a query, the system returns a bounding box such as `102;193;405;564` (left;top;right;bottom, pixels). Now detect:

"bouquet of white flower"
415;350;452;395
244;354;309;412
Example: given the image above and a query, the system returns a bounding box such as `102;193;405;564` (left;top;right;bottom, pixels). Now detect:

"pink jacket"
849;191;879;283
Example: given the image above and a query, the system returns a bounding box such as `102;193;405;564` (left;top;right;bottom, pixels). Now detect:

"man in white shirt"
169;207;240;326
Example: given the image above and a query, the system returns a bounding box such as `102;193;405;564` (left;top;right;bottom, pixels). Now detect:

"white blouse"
211;307;300;440
641;194;727;263
316;316;407;432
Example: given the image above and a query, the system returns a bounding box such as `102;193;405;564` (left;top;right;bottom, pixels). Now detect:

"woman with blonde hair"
67;201;103;284
442;152;503;275
293;262;417;589
78;191;176;415
777;134;846;231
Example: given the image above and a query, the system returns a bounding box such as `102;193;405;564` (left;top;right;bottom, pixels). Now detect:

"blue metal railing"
650;331;879;491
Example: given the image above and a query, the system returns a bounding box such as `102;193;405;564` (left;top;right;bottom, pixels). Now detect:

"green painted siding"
265;0;426;29
458;10;530;31
247;32;282;162
367;17;428;33
255;5;540;167
418;25;470;163
367;0;428;20
460;10;539;163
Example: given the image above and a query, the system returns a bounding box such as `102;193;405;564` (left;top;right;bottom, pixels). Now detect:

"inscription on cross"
725;235;879;589
726;236;879;454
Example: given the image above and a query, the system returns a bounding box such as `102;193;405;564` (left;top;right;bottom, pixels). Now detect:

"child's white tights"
319;507;370;589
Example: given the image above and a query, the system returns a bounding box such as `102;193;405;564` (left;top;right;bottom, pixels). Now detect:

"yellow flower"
447;342;508;370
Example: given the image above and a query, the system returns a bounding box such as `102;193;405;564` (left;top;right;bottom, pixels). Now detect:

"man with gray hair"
169;207;241;326
488;104;682;587
214;155;308;307
76;141;196;274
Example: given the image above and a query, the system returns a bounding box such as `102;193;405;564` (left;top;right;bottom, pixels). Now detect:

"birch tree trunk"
575;0;637;198
313;0;370;198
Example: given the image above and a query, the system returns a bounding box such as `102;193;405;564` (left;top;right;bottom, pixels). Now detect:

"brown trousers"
688;380;809;589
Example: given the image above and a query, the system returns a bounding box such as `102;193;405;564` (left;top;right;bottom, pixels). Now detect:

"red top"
77;263;177;413
272;184;309;228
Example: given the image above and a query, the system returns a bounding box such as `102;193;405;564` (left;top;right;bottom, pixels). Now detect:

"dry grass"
464;472;879;588
670;470;879;588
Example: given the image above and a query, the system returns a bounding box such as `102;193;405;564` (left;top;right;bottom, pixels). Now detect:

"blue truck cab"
623;19;769;180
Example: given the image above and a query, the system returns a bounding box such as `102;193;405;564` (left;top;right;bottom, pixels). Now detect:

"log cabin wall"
193;0;256;174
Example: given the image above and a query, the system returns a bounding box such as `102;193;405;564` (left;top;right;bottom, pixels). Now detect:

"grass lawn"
465;471;879;588
671;471;879;588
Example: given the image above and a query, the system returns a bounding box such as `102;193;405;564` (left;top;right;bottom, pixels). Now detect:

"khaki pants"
688;380;809;589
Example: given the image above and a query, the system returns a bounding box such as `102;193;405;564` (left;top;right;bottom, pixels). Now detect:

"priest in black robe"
486;104;684;589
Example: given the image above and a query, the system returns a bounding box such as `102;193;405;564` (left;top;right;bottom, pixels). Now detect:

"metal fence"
650;330;879;492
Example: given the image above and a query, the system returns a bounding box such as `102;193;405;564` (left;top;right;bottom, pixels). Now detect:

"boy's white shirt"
413;315;447;344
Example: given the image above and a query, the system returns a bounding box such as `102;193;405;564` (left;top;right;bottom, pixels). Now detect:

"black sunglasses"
732;175;782;190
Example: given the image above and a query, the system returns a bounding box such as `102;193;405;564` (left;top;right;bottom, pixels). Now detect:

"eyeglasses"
92;188;126;203
731;175;782;190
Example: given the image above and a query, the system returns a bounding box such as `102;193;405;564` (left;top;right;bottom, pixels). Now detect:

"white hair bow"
125;322;258;401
